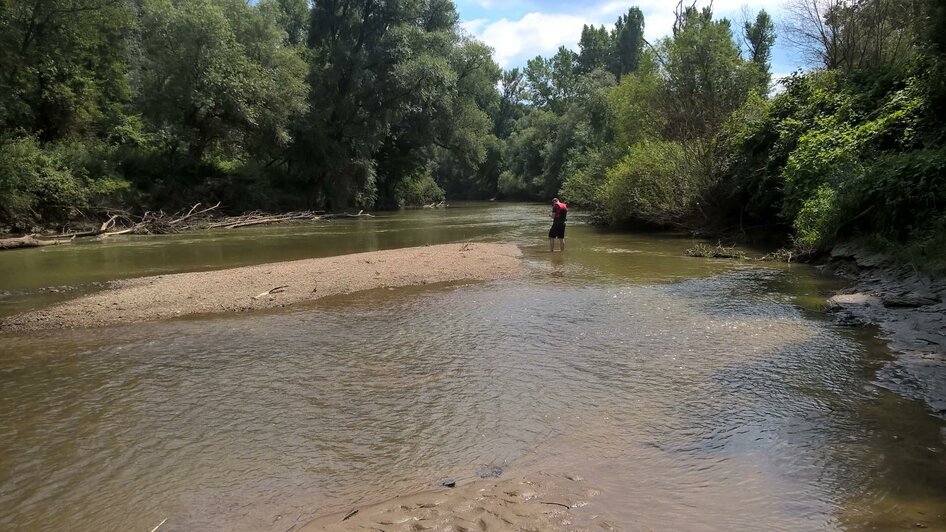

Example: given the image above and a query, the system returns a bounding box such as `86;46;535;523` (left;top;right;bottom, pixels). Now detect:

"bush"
0;137;89;231
598;140;696;225
394;172;445;207
497;170;530;199
792;184;842;252
854;148;946;240
559;148;609;208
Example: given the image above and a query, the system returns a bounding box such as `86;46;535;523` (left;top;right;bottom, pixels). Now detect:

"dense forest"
1;0;944;267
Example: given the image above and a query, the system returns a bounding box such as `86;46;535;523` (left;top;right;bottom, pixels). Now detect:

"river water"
0;203;944;531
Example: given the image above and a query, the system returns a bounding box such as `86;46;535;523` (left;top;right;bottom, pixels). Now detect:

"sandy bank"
0;243;521;332
301;473;608;531
824;244;946;417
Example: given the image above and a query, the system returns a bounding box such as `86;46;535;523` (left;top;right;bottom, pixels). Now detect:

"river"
0;203;944;530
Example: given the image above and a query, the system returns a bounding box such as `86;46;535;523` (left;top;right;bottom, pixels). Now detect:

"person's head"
552;197;560;205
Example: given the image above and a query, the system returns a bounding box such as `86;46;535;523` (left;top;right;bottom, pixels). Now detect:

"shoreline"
0;243;521;332
824;243;946;418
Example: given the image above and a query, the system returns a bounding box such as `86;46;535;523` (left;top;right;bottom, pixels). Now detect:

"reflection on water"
0;203;944;531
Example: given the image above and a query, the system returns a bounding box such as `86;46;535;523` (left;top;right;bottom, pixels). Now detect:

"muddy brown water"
1;203;944;530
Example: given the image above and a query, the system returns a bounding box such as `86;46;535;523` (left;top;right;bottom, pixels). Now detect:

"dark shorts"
549;221;566;239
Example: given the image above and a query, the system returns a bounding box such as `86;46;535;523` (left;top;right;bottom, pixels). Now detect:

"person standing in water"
548;198;567;252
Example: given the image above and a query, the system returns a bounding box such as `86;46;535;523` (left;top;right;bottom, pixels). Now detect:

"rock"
440;479;456;488
882;293;940;308
477;465;504;479
830;243;859;260
826;293;882;310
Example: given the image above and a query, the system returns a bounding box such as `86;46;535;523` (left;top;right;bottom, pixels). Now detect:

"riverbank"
0;243;521;332
824;243;946;417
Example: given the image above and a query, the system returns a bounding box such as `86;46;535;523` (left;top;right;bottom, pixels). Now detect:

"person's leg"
549;238;554;252
559;237;565;251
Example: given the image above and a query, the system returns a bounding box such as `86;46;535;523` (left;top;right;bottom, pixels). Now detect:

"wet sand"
0;243;521;331
301;472;609;531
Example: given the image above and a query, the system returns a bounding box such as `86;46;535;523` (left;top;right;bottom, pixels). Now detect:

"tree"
524;47;578;113
783;0;915;72
660;3;758;145
610;7;645;79
743;9;776;88
577;24;611;74
295;0;498;208
134;0;307;163
495;68;527;138
0;0;132;142
259;0;310;46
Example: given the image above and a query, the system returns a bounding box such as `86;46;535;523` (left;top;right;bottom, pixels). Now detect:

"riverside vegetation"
1;0;944;272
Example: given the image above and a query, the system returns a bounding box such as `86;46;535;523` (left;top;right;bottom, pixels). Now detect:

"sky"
455;0;805;80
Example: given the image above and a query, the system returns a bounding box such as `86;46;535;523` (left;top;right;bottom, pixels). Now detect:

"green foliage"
524;48;579;112
0;0;132;141
660;6;759;144
743;10;776;88
792;184;841;251
0;0;942;274
499;67;615;201
135;0;308;161
608;65;664;149
0;137;87;230
560;148;610;208
394;172;445;207
610;7;645;79
294;0;498;209
577;25;610;74
598;140;694;225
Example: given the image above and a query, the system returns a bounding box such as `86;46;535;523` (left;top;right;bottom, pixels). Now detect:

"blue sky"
455;0;805;79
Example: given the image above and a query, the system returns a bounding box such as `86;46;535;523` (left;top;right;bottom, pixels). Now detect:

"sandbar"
0;243;521;331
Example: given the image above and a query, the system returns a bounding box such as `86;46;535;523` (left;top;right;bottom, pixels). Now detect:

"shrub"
792;185;842;252
394;172;445;207
0;137;88;231
598;140;695;225
559;148;609;208
497;170;529;199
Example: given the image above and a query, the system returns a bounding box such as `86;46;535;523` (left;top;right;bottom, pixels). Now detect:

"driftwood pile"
207;209;372;229
0;203;375;251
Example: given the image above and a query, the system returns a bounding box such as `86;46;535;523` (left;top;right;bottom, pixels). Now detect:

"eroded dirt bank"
825;244;946;417
0;243;521;332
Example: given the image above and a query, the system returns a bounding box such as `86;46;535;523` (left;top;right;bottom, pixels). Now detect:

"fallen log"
55;214;120;238
321;210;374;219
224;213;314;229
0;235;61;250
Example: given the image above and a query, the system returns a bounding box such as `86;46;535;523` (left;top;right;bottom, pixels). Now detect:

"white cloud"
464;1;792;69
460;18;489;35
470;12;593;67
